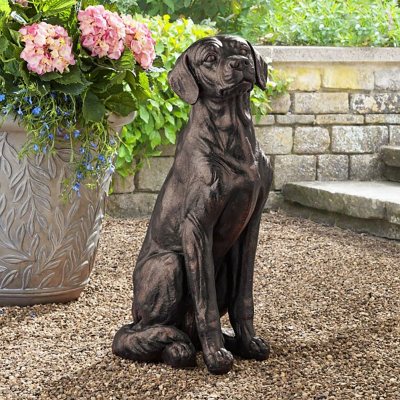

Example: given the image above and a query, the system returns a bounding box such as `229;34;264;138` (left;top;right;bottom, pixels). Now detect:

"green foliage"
230;0;400;46
0;0;10;13
115;16;289;178
99;0;400;47
106;0;233;26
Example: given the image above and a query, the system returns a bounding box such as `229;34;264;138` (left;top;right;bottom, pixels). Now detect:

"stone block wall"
107;46;400;217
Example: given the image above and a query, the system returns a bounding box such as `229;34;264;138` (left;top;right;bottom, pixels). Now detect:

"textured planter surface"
0;118;109;306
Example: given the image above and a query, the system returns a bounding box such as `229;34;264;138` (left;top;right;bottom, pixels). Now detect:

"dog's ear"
247;41;268;90
168;52;199;105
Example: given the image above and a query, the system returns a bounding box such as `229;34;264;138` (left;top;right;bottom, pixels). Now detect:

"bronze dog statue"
113;35;273;375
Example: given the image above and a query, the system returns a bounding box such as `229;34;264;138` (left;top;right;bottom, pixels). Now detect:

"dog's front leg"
227;194;270;361
182;213;234;375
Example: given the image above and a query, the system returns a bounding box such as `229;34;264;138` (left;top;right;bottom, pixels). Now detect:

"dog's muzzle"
228;56;250;71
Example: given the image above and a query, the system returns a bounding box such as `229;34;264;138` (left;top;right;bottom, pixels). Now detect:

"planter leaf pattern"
0;129;107;298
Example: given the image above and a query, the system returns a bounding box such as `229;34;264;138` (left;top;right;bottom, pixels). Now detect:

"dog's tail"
112;323;196;368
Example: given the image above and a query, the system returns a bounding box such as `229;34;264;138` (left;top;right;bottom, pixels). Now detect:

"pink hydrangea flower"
13;0;28;7
122;15;156;69
78;5;126;60
19;22;76;75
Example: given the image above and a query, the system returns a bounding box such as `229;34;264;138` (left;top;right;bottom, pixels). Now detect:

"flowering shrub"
0;0;155;195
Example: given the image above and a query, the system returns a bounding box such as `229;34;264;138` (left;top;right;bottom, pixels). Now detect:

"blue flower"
72;182;81;192
24;96;33;105
17;108;24;116
85;163;93;171
0;94;5;102
40;124;49;137
76;171;84;180
32;106;41;116
79;147;85;154
73;130;80;138
108;164;115;173
33;144;39;152
109;138;116;145
90;142;97;149
98;154;106;163
64;134;70;140
48;134;54;140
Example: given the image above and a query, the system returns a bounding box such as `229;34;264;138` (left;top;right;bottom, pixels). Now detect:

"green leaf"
125;70;137;89
163;0;175;12
139;105;150;123
0;35;8;53
52;82;89;95
138;71;151;94
3;59;20;76
8;29;21;45
0;0;10;13
40;72;63;82
155;41;164;54
115;49;135;71
118;144;130;159
105;84;124;96
55;67;84;85
83;90;106;122
112;71;127;85
41;0;76;17
165;102;173;112
105;92;136;117
164;125;176;144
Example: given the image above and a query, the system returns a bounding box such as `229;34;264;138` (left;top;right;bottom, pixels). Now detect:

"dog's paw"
240;336;270;361
162;342;197;369
204;348;234;375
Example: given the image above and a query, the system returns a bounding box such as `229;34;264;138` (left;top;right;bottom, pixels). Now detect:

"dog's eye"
204;54;217;63
239;48;249;56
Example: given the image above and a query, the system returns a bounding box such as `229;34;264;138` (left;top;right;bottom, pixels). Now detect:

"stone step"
384;166;400;183
381;145;400;167
282;181;400;239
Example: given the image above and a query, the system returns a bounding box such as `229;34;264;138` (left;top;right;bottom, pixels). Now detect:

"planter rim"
256;45;400;63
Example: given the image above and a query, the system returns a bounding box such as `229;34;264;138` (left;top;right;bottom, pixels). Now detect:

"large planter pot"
0;116;129;306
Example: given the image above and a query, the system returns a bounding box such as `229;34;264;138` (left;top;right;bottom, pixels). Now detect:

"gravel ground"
1;211;399;400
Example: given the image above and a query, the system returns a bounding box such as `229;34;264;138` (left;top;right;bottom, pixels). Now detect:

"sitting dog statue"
112;35;273;375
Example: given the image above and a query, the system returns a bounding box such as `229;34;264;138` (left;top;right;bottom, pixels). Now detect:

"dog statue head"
168;35;268;105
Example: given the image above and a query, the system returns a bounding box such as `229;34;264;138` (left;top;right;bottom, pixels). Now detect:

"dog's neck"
190;93;256;152
193;94;252;128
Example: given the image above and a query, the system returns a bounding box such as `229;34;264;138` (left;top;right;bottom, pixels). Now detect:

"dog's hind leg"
112;253;197;369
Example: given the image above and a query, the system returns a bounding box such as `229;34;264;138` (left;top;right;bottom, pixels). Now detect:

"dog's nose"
229;57;250;70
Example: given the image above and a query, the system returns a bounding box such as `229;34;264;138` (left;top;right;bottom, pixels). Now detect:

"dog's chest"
211;156;263;243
